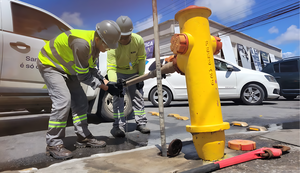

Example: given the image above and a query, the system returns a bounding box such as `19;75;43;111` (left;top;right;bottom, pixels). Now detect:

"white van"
0;0;132;121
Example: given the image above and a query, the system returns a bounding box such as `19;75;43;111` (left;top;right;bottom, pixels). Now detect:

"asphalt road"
0;97;299;172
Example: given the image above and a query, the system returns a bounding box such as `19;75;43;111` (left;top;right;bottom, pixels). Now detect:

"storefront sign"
237;43;251;69
219;35;237;65
269;54;276;62
144;39;154;59
250;47;262;71
260;51;270;67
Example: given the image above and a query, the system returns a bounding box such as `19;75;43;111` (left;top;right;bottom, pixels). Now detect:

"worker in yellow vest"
107;16;150;138
37;20;122;160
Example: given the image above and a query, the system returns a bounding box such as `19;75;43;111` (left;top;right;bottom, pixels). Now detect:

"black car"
262;56;299;100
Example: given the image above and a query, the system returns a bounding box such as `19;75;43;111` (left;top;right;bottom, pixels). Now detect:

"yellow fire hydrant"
170;5;230;161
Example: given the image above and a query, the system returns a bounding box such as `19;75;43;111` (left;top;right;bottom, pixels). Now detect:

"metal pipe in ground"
152;0;167;157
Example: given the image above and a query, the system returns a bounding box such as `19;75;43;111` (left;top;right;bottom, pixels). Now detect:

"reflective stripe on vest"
38;29;96;75
107;63;117;70
138;53;146;61
49;31;75;74
40;47;65;72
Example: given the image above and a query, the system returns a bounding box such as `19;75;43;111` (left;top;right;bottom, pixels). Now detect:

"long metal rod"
124;62;175;87
152;0;167;157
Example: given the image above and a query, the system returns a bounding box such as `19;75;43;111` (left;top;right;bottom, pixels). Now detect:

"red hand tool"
182;145;290;173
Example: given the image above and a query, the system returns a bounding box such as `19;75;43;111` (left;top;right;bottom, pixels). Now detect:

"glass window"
214;59;228;71
274;64;279;73
262;64;273;73
280;60;299;73
11;2;70;40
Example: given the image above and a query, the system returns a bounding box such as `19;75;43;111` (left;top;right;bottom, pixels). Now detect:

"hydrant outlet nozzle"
212;36;222;55
170;34;189;54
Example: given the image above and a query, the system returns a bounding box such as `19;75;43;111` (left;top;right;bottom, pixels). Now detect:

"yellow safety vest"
107;33;146;82
38;29;97;75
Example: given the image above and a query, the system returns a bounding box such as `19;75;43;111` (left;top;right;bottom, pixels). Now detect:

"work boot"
75;134;106;148
136;124;150;134
46;144;73;160
110;126;125;138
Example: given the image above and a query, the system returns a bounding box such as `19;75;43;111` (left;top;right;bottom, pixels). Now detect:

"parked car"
143;56;280;106
262;56;300;100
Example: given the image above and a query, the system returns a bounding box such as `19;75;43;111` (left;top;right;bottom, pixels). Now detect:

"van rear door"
1;0;71;95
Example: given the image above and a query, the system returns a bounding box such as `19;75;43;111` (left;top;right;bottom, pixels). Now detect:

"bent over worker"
107;16;150;138
37;20;122;159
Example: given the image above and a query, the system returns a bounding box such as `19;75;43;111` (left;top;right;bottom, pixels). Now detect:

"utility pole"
152;0;167;157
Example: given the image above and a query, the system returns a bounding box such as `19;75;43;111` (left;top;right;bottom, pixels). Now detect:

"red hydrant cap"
175;5;212;20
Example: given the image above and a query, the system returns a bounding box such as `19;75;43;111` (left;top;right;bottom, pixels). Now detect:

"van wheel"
101;91;133;122
149;86;172;107
26;108;43;114
241;84;264;105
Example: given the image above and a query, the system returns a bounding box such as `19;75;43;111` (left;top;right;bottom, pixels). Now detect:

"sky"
20;0;300;58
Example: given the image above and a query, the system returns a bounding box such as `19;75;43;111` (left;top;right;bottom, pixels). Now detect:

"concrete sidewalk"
6;129;299;173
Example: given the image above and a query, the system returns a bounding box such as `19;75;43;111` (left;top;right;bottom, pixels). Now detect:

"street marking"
148;111;159;116
230;121;248;127
148;112;189;120
247;125;267;131
168;113;189;121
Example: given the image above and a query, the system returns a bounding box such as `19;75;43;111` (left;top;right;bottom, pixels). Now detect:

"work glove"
106;82;122;96
90;68;105;84
117;78;125;90
136;81;144;90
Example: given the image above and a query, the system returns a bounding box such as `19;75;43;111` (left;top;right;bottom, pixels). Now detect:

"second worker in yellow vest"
107;16;150;138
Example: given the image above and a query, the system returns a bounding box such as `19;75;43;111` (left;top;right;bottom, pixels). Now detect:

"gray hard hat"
116;16;133;36
96;20;121;49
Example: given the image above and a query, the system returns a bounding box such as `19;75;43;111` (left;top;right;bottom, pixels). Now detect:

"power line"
133;0;299;40
134;0;194;28
238;12;299;33
134;0;185;25
214;0;286;26
133;0;299;32
212;2;300;36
